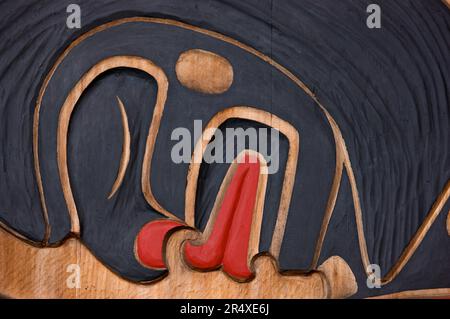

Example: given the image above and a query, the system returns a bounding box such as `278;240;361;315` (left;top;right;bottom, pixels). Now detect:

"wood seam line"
184;106;299;259
76;238;81;298
447;210;450;236
107;97;131;199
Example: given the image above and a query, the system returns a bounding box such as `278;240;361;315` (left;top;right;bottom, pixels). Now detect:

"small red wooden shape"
136;219;184;269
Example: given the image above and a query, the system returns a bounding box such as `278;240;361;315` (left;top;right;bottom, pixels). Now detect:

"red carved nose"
184;155;260;281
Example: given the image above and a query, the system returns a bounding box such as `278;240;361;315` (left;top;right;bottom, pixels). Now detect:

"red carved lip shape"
135;219;185;269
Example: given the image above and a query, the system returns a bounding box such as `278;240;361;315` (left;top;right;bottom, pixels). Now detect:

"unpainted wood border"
0;226;357;298
370;288;450;299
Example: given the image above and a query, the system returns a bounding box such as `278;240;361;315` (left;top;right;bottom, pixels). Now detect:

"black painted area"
34;17;335;279
68;69;166;281
0;0;448;295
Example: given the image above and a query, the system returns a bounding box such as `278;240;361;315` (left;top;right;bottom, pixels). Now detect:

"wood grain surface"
176;49;234;94
0;0;449;299
0;227;357;299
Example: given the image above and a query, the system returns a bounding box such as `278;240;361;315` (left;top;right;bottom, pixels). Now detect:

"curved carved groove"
107;97;131;199
312;111;450;285
311;143;344;269
184;106;300;259
32;17;319;244
28;17;448;286
379;180;450;285
56;55;181;235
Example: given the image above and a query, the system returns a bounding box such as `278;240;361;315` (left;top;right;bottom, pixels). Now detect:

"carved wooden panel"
0;0;449;299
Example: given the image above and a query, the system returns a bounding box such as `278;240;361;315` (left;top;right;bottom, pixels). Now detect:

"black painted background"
0;0;449;298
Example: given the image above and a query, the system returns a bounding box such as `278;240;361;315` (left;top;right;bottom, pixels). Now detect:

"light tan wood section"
176;49;233;94
318;256;358;299
371;288;450;299
444;0;450;9
107;97;131;199
0;227;356;299
0;228;78;298
447;210;450;236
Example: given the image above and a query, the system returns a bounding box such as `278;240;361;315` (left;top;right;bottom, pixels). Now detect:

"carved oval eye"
175;49;233;94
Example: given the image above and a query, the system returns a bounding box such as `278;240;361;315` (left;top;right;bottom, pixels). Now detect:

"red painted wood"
136;219;184;269
222;156;260;280
184;155;260;280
